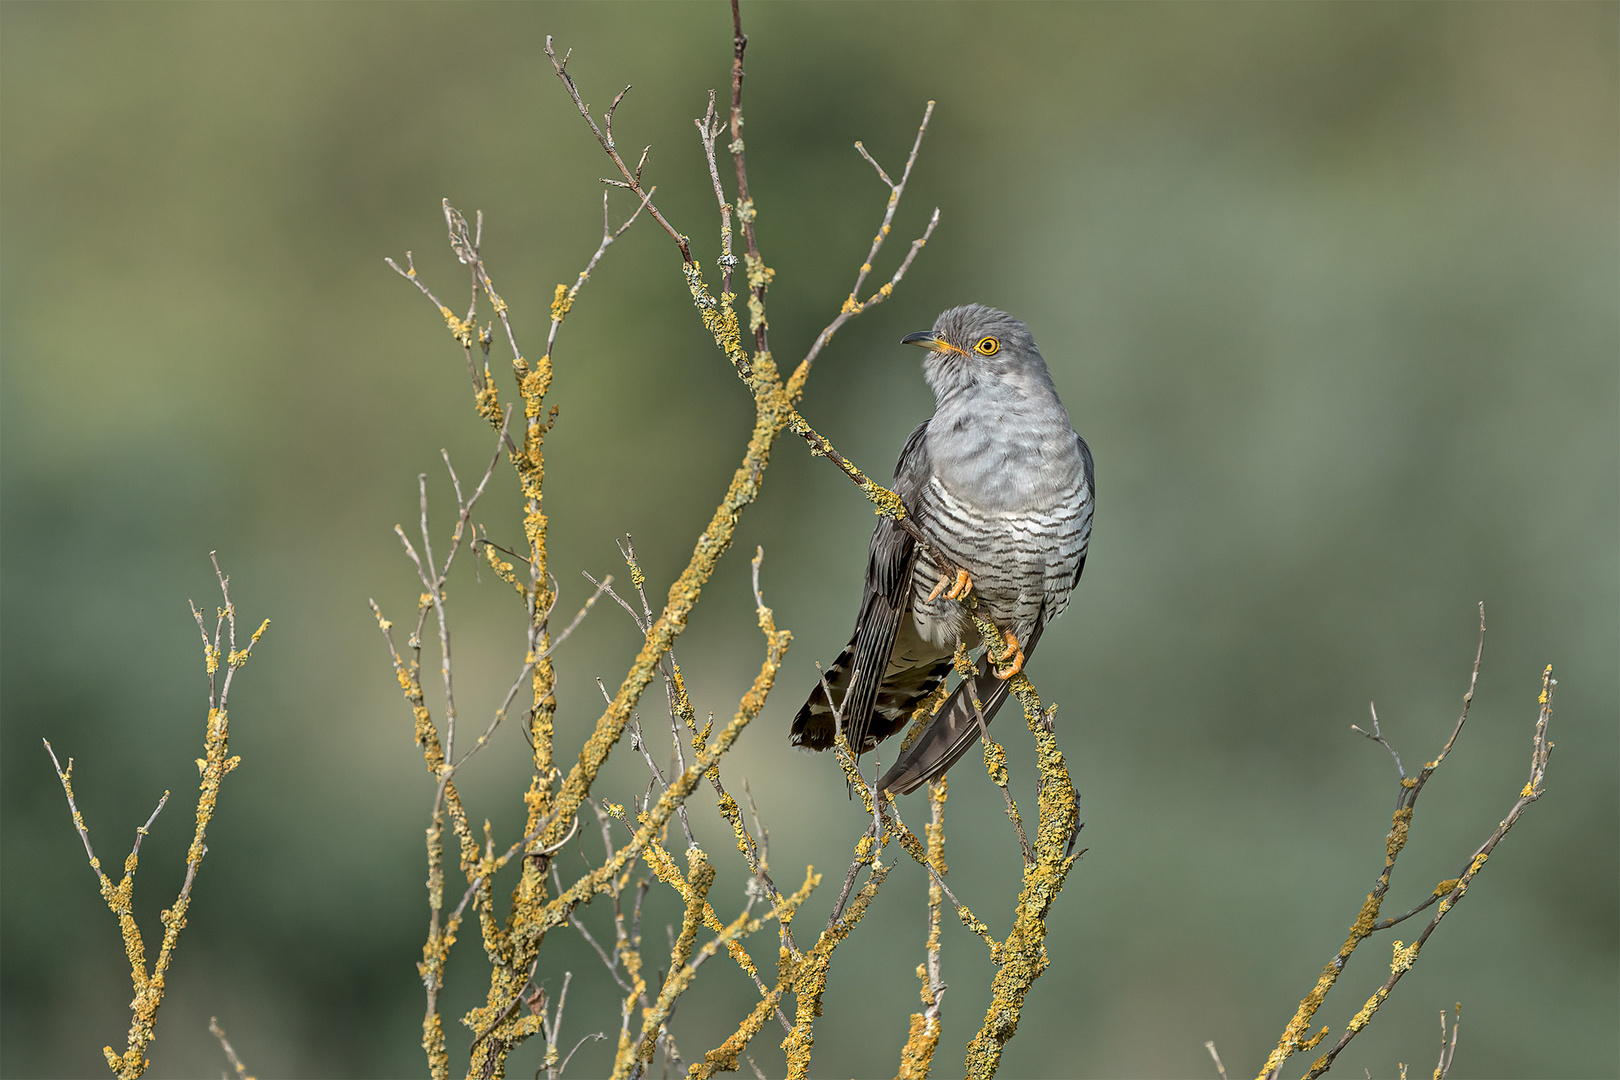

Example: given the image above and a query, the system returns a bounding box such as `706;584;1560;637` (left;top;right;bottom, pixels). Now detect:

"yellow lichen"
550;283;573;322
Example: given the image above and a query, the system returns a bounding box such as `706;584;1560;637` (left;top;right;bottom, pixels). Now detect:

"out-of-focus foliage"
2;3;1613;1077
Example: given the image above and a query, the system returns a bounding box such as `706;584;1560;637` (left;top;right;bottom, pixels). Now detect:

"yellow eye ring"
974;336;1000;356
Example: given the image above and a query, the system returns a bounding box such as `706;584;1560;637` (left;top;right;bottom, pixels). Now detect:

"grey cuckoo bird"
790;304;1094;795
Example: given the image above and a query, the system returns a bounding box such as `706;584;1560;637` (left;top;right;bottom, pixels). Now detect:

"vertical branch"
726;0;770;358
962;673;1080;1079
384;4;946;1073
388;193;655;1074
896;778;949;1079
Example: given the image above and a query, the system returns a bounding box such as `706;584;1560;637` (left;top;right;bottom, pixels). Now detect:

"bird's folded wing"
838;513;917;752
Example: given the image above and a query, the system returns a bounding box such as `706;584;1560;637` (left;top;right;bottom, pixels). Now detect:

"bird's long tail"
876;621;1046;796
789;641;856;751
791;641;954;754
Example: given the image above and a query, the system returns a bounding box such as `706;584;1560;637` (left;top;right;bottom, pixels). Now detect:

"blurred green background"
3;3;1615;1077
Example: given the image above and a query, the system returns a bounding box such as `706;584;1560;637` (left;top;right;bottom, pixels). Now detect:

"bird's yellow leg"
990;625;1025;680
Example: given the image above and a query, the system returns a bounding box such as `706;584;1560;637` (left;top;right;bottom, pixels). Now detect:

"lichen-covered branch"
377;5;1081;1076
962;672;1081;1078
1258;608;1555;1080
46;555;266;1079
896;778;949;1080
1299;669;1553;1079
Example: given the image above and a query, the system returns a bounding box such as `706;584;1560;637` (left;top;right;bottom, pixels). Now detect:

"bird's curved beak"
902;330;953;353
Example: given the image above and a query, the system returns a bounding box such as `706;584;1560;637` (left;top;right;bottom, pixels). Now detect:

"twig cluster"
45;555;268;1079
1257;605;1555;1079
41;7;1559;1077
375;4;1083;1077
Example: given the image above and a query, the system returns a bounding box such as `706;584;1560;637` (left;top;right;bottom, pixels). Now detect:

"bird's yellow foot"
991;625;1026;680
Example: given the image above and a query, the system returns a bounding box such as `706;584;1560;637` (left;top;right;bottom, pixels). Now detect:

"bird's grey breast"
923;379;1086;516
909;407;1090;640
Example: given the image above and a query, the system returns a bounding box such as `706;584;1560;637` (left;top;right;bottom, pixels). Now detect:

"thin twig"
1434;1004;1461;1080
1351;701;1407;784
444;404;514;575
1301;667;1552;1079
954;643;1034;867
883;796;1000;956
559;1032;607;1079
385;250;489;396
544;39;692;264
131;791;170;861
724;0;768;357
694;91;737;297
563;878;633;992
209;1016;255;1080
790;101;939;396
43;742;101;882
544;188;658;366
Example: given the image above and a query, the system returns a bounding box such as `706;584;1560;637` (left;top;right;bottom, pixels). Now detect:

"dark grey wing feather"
1071;431;1095;590
790;421;930;752
835;515;916;752
877;620;1047;796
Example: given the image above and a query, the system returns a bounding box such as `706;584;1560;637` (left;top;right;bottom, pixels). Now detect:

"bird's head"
901;304;1052;402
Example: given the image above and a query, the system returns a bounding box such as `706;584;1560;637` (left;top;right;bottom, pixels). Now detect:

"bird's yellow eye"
974;336;1000;356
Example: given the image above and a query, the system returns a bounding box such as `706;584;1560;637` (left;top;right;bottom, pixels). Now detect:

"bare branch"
544;37;692;264
1350;700;1407;784
1300;667;1553;1078
43;741;102;884
1262;607;1556;1080
1434;1004;1461;1080
790;101;939;395
52;559;264;1079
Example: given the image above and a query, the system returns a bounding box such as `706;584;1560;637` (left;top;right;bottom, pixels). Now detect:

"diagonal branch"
545;39;692;265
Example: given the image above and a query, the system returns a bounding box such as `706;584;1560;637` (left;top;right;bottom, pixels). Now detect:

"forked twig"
1261;607;1555;1080
48;556;265;1079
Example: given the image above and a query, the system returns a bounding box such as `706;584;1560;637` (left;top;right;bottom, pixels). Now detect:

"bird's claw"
926;568;973;604
990;625;1025;680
